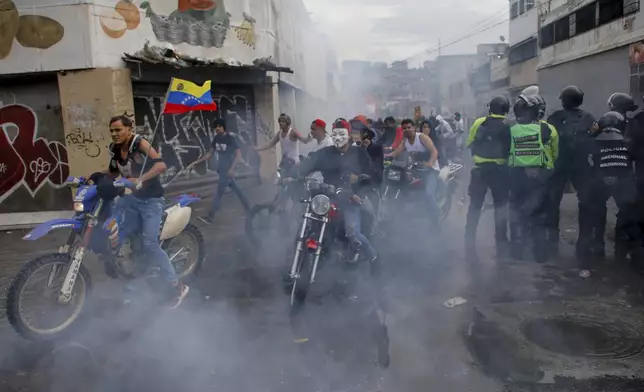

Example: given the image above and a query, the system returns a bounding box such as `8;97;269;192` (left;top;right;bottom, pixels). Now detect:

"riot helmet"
519;85;546;119
488;96;510;115
607;93;637;114
597;111;626;134
513;93;541;122
559;85;584;109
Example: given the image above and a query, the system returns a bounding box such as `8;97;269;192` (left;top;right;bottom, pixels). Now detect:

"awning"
122;43;293;74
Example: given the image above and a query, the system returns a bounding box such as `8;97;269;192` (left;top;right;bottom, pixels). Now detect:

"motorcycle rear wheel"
7;253;91;341
163;223;204;280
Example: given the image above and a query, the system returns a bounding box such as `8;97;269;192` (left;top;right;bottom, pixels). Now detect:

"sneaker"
169;284;189;309
197;216;213;225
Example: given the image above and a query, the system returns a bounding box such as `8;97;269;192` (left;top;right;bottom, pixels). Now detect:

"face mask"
331;128;349;148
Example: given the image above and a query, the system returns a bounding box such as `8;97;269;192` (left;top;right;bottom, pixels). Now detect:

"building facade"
537;0;643;117
0;0;338;227
508;0;539;100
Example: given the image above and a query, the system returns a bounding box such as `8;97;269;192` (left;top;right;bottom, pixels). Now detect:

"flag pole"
135;78;174;188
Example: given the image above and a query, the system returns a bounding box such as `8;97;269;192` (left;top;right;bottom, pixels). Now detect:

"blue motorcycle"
6;174;204;341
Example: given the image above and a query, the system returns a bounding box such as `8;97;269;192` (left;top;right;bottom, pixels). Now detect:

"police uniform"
465;113;511;259
508;115;559;263
586;112;640;264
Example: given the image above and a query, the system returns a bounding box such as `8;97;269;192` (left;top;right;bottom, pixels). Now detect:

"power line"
396;7;509;64
399;16;509;64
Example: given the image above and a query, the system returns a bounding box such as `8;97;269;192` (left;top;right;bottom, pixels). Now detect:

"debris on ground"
443;297;468;308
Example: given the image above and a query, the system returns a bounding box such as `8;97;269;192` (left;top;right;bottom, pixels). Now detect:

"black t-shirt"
211;133;239;173
108;135;164;199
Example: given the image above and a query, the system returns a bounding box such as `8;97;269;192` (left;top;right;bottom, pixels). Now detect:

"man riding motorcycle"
285;118;380;267
106;115;189;308
385;118;441;229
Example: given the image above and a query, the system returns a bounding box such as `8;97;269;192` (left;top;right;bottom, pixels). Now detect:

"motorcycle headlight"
73;202;84;212
310;194;331;215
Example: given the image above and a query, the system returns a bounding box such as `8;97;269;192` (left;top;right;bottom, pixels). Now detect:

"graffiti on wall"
63;103;106;159
0;104;70;204
99;0;142;39
0;0;65;60
133;90;260;185
140;0;230;48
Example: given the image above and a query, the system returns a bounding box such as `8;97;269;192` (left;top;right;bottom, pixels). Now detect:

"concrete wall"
538;0;644;68
538;46;629;119
510;6;538;45
509;57;538;91
57;68;135;178
0;81;71;215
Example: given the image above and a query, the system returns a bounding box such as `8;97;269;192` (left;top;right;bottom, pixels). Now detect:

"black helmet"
560;85;584;109
607;93;637;113
488;96;510;115
597;111;626;133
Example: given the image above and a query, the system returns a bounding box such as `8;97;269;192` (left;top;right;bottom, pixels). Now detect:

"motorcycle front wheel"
289;252;314;316
7;253;91;341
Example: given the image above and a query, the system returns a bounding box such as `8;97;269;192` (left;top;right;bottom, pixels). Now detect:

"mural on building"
234;12;256;49
99;0;142;39
140;0;230;48
0;104;70;204
0;0;64;60
133;89;259;185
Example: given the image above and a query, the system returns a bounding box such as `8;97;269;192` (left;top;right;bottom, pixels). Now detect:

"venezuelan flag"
163;78;218;115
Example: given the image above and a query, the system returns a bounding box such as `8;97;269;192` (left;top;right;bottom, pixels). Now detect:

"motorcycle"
378;155;463;228
6;174;205;341
286;175;376;312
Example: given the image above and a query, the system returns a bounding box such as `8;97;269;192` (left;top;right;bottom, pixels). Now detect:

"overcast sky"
302;0;509;66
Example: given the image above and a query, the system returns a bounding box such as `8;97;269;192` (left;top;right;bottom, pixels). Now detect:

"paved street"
0;184;644;392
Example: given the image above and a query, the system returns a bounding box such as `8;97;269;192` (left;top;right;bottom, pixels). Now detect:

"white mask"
331;128;349;148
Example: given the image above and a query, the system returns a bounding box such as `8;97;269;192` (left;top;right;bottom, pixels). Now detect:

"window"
554;16;570;43
519;0;525;13
598;0;624;25
575;2;597;35
539;24;555;48
527;0;535;10
511;1;519;19
569;13;577;36
624;0;640;15
509;38;538;64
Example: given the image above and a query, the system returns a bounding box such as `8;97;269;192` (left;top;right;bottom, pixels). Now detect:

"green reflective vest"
509;123;547;168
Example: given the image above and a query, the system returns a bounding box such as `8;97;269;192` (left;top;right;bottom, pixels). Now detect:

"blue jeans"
119;195;178;284
425;169;441;225
209;170;251;218
342;202;378;260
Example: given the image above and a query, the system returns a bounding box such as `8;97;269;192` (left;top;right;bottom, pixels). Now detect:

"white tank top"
280;127;300;163
405;133;439;170
404;133;425;153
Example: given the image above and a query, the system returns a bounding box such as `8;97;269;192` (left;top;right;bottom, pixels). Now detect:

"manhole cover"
520;315;644;359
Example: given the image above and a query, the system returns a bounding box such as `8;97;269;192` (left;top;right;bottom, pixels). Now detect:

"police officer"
546;86;596;257
587;111;640;265
585;93;639;259
508;92;559;263
464;96;512;261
